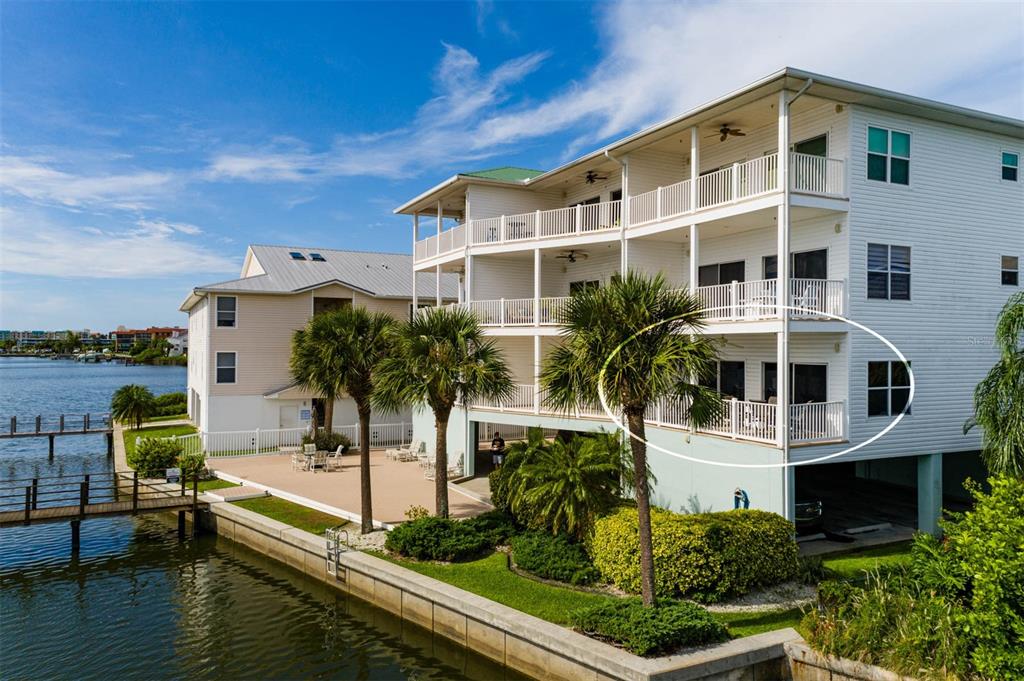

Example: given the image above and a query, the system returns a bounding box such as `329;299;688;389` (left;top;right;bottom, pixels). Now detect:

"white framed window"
1003;256;1019;286
868;361;911;417
867;126;910;185
867;244;911;300
216;352;237;384
216;296;237;328
1002;152;1019;182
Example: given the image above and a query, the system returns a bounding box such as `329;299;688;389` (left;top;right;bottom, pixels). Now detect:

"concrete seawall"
199;499;799;681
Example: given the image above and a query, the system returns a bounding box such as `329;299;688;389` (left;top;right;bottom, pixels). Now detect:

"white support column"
533;335;541;415
435;265;442;306
776;89;792;518
690;126;699;210
411;213;419;315
436;200;442;236
689;223;699;292
533;248;541;326
620;157;629;273
466;253;474;306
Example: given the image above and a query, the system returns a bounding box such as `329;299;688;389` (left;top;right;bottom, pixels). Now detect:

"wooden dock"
1;413;114;456
0;471;206;543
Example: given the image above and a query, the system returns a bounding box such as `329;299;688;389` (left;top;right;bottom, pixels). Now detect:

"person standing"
490;431;505;468
734;487;750;509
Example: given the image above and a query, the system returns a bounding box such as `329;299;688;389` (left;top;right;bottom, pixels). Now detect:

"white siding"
626;239;687;286
187;297;210;427
628;148;687;195
472;255;535;300
836;105;1024;462
466;184;561;220
541;244;621;296
713;333;848;403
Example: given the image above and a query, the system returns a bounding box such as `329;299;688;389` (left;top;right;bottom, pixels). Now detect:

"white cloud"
0;155;175;210
205;1;1021;182
0;207;237;278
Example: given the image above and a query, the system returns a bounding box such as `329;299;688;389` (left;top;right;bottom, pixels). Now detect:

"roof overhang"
263;382;313;400
394;173;539;216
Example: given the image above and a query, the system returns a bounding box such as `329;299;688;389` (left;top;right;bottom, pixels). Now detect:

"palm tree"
314;306;397;534
290;313;346;432
374;306;513;518
509;432;627;540
541;270;721;606
964;291;1024;477
111;384;156;431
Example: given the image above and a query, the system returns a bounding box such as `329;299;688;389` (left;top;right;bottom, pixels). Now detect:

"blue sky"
2;1;1021;331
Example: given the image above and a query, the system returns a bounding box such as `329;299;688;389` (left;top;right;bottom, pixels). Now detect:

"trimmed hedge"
590;507;798;602
462;510;519;546
153;391;187;416
302;430;352;453
385;516;491;562
511;532;599;585
569;598;728;656
128;437;183;477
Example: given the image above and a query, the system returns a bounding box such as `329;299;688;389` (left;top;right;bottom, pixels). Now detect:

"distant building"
111;326;187;351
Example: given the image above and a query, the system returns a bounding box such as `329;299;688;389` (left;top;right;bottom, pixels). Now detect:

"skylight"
309;253;326;262
289;252;306;260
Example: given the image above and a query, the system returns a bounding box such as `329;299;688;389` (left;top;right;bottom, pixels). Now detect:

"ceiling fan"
583;170;608;184
707;124;746;142
555;249;588;263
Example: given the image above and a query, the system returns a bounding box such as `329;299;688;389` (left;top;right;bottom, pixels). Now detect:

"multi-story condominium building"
396;68;1023;535
111;326;187;351
180;244;458;433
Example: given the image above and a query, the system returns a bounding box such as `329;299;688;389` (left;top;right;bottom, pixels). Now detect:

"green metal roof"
460;166;546;182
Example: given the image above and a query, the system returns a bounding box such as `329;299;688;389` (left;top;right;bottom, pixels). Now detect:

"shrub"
128;437;184;477
511;532;599;585
177;452;207;480
590;506;798;602
804;476;1024;680
796;555;831;586
569;598;727;656
153;391;187;416
404;505;430;521
461;510;519;546
302;430;352;453
384;516;490;562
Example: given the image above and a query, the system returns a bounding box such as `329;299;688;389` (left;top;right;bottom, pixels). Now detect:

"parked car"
795;497;823;535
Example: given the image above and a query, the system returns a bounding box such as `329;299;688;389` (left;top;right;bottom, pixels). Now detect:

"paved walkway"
207;450;492;524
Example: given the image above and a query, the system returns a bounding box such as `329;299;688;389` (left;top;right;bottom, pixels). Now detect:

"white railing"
791;401;845;443
790;279;845;318
736;154;779;200
791;153;845;197
150;423;414;458
537;206;576;238
539;296;569;325
696;165;734;208
695;278;843;321
661;178;692;217
472;216;503;244
468;298;533;325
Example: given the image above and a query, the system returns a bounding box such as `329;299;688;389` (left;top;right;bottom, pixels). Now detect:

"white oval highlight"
595;304;914;469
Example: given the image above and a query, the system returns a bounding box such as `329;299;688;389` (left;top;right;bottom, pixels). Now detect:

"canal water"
0;358;523;680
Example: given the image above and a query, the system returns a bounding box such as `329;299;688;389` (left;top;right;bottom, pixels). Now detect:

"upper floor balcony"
413;151;846;264
431;277;846;329
470;387;846;446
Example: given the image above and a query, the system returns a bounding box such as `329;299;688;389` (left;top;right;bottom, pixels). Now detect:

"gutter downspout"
604;150;628;273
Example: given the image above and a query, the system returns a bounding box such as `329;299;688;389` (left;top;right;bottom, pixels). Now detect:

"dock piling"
71;519;81;552
106;433;114;457
48;435;55;458
178;510;186;540
31;478;38;510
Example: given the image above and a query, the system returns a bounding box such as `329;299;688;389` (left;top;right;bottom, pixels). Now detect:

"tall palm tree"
541;270;721;606
374;306;513;518
316;306;397;534
111;384;156;431
290;313;346;432
510;432;628;540
965;291;1024;477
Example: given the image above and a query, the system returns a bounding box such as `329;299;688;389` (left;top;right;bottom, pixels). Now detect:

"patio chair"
310;450;328;473
386;439;422;461
423;462;435;481
303;443;316;455
290;450;307;471
326;447;345;472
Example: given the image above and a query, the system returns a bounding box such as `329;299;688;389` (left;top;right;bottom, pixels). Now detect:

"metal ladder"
325;526;349;580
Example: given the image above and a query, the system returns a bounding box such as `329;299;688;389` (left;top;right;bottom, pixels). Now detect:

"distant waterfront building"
111;326;187;351
180;245;457;432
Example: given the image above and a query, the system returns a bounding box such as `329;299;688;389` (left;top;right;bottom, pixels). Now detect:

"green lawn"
123;423;197;457
233;495;349;535
375;550;800;638
822;542;913;581
197;479;238;493
143;413;188;423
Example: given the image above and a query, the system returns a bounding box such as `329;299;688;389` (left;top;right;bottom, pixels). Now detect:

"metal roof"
183;245;458;309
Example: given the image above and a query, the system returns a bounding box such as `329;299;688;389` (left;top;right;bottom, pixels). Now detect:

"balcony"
412;152;845;264
470;386;846;445
433;279;844;328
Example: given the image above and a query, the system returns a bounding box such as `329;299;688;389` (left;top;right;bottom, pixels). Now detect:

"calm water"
0;358;520;680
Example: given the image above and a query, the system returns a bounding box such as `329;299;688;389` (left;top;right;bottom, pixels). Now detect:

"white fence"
149;422;414;458
695;278;844;321
791;153;845;196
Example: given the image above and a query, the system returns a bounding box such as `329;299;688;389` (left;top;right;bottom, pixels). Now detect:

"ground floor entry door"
279;405;299;429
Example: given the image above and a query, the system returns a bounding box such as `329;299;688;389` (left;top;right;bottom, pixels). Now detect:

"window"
700;361;745;400
868;361;911;416
1003;256;1019;286
309;253;326;262
1002;152;1019;181
867;244;911;300
216;296;237;327
698;260;745;287
867;126;910;185
763;249;828;280
569;280;600;295
289;251;306;260
763;363;827;403
216;352;237;384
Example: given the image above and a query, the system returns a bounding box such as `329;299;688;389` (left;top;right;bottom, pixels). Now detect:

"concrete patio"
207;450;492;525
